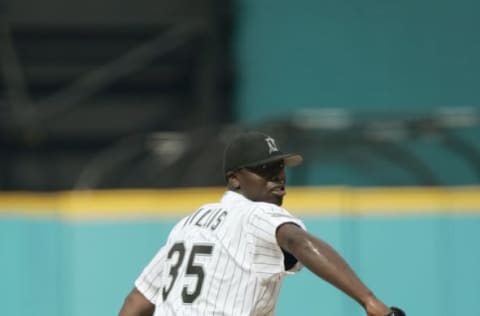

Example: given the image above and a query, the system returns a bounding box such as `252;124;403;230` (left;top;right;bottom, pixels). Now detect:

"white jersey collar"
220;190;250;204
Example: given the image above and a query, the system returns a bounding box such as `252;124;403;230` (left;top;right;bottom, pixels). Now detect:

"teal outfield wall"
1;215;479;316
234;0;480;121
232;0;480;188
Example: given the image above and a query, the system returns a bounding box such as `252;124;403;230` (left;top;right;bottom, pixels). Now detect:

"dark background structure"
1;0;479;190
0;0;234;190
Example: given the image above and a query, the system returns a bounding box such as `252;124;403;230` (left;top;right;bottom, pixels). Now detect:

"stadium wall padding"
0;187;479;316
232;0;480;187
234;0;480;121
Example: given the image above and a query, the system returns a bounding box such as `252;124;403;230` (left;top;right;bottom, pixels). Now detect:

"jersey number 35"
162;242;214;304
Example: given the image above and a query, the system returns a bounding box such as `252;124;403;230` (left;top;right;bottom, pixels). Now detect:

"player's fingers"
385;306;406;316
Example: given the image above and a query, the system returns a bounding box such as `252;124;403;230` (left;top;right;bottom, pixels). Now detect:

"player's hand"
385;307;406;316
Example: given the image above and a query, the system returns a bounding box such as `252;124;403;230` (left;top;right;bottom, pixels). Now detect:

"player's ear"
226;171;240;190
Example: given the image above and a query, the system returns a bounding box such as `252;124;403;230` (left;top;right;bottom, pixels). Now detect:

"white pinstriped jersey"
135;190;306;316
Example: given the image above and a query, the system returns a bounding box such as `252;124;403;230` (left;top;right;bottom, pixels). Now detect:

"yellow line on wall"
0;186;479;220
284;186;480;215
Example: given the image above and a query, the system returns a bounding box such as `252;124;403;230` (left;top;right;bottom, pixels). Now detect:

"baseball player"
119;131;405;316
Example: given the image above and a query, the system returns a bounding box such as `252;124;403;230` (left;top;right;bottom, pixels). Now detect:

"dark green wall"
233;0;480;186
234;0;480;121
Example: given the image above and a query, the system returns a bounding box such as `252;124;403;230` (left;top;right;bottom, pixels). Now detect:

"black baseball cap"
223;131;303;175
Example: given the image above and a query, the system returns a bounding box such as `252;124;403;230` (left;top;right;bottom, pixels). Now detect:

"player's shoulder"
251;200;290;215
169;202;223;233
221;190;291;217
197;201;224;213
247;200;306;232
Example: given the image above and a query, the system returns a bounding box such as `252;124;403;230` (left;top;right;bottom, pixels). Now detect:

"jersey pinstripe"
135;191;306;316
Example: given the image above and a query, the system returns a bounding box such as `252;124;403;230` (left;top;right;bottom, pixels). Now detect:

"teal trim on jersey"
1;215;479;316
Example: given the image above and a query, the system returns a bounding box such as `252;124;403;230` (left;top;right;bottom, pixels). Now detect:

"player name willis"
182;207;228;231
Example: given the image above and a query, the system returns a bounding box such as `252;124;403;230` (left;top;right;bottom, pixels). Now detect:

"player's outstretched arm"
118;287;155;316
276;223;392;316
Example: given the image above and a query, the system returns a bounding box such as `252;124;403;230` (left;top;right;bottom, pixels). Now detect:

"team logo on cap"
265;136;279;154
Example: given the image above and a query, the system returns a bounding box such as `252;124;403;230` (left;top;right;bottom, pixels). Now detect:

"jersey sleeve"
248;204;306;277
134;245;167;304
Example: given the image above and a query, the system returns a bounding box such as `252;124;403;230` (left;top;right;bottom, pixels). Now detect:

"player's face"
235;160;286;206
